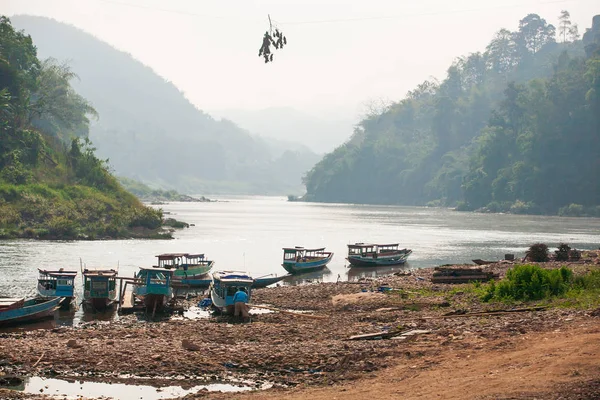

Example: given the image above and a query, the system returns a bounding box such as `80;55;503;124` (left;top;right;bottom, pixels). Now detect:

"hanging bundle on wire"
258;15;287;63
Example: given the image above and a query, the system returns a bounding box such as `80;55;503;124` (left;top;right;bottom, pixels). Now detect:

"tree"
486;29;518;74
515;14;556;54
568;24;580;42
29;58;97;142
558;10;572;43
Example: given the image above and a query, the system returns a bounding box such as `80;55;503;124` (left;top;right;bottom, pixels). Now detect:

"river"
2;195;600;299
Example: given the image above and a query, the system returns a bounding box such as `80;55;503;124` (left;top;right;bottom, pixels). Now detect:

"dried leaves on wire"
258;26;287;63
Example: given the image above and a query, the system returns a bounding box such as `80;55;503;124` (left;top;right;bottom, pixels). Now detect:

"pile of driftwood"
431;265;498;284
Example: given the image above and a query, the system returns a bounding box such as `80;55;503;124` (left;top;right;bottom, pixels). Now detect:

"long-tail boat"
133;267;174;316
82;268;118;311
0;297;63;327
154;253;214;279
281;247;333;274
37;269;77;309
209;270;253;314
346;243;412;267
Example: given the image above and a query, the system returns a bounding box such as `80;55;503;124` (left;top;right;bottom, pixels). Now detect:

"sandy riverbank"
1;258;600;399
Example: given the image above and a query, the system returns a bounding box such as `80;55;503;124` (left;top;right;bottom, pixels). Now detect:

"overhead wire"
89;0;591;25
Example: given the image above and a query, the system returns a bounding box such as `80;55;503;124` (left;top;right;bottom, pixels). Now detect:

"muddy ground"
1;256;600;399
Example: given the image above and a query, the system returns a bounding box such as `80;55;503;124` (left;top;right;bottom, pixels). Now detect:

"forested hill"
0;16;169;240
10;15;318;195
304;13;600;216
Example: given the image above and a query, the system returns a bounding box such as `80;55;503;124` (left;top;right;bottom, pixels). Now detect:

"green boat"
155;253;214;279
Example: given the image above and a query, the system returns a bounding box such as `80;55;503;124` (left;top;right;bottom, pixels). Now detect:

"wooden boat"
282;247;333;274
182;273;289;289
209;271;253;314
252;274;289;288
82;268;118;311
472;259;494;265
133;267;174;315
0;297;63;327
155;253;214;279
346;243;412;267
37;269;77;308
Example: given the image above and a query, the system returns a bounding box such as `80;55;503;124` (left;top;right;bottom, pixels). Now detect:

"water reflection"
282;268;332;285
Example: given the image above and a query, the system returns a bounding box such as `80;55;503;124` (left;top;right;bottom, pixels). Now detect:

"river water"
1;195;600;299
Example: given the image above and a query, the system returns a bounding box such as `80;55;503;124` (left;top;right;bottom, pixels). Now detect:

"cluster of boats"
0;242;411;327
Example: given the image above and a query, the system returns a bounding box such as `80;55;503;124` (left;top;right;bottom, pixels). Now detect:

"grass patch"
478;264;600;309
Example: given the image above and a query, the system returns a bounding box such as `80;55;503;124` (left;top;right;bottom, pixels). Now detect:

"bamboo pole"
248;304;327;320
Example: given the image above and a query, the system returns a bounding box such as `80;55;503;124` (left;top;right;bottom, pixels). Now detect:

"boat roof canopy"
38;269;78;277
212;270;253;283
347;243;399;248
283;247;326;252
83;268;117;277
156;253;205;260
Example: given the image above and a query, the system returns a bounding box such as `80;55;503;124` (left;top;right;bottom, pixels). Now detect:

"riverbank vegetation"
303;12;600;217
118;177;212;203
0;16;173;240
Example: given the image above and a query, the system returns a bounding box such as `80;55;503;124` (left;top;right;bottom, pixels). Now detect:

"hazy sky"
3;0;598;120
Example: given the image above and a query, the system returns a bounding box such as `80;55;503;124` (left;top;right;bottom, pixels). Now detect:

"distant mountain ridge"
211;106;355;154
11;15;318;194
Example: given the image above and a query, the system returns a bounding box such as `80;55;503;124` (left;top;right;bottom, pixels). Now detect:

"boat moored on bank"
282;247;333;274
82;268;118;311
37;269;77;308
346;243;412;267
133;267;174;316
0;297;63;327
209;271;253;314
155;253;214;279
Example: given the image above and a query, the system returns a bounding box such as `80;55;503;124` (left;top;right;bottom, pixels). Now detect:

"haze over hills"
210;107;355;154
304;12;600;216
11;15;318;195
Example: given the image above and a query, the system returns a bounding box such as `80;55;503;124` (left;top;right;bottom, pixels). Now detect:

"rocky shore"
1;258;600;399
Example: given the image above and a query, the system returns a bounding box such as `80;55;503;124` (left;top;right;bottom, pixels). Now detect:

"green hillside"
304;13;600;216
0;16;171;240
11;15;319;195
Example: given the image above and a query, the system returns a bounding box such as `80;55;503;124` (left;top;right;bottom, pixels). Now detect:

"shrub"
558;203;585;217
527;243;549;262
483;264;574;301
127;207;163;230
510;200;540;215
555;243;571;261
569;249;581;261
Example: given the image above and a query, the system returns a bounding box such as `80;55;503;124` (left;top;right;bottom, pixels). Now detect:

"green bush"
558;203;586;217
527;243;549;262
555;243;571;261
127;207;163;230
483;264;574;301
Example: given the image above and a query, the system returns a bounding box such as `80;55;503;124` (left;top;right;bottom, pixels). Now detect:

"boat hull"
171;261;214;279
0;297;63;327
83;297;116;311
347;255;410;267
282;254;333;274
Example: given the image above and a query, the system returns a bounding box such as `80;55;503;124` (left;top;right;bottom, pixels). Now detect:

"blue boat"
37;269;77;308
181;273;289;289
82;268;118;311
209;271;253;314
282;247;333;274
133;267;174;316
346;243;412;267
155;253;214;279
0;297;63;327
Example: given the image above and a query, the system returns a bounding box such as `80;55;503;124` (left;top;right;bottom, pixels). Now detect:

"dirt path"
228;320;600;400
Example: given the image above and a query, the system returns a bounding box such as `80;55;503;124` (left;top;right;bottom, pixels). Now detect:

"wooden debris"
431;265;498;284
425;306;547;319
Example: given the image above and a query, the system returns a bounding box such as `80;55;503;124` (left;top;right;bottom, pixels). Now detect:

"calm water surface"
2;195;600;299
